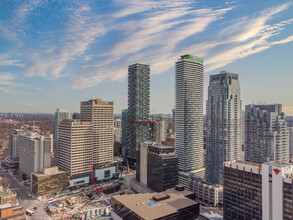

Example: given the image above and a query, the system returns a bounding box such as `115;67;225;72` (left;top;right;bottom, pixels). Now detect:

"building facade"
19;132;52;177
223;161;262;220
80;99;114;165
289;127;293;159
150;116;167;144
58;120;93;176
137;142;178;192
206;71;242;184
121;109;128;146
54;108;70;141
245;104;289;164
175;54;204;171
114;119;122;143
223;160;293;220
127;64;150;159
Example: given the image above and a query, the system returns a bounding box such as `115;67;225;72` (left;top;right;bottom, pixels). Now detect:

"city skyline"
0;0;293;115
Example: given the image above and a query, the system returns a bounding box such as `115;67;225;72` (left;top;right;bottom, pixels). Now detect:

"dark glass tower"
127;64;150;160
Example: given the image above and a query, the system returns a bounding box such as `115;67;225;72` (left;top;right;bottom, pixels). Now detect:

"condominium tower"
127;64;150;159
121;109;127;146
245;104;289;164
80;99;114;165
206;71;242;184
289;127;293;159
175;55;204;171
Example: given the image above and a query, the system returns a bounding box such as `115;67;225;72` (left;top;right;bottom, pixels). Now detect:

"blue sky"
0;0;293;115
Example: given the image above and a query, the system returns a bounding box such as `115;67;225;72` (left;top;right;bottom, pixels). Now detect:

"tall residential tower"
175;55;204;171
127;64;150;160
245;104;289;164
206;71;242;184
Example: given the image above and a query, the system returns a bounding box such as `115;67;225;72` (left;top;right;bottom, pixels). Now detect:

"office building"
58;120;93;176
223;160;293;220
137;142;178;192
245;104;289;164
111;190;200;219
178;167;205;191
150;116;167;144
31;167;70;197
289;127;293;159
175;54;204;171
80;99;114;165
53;108;70;141
19;132;52;177
121;109;127;146
127;64;150;160
206;71;242;184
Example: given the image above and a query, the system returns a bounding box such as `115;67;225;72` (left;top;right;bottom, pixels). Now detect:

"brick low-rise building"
0;204;25;220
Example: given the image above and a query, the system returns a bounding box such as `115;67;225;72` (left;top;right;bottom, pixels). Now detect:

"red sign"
274;168;280;175
95;101;98;104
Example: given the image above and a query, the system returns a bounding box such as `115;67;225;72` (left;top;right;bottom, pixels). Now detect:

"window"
104;170;111;178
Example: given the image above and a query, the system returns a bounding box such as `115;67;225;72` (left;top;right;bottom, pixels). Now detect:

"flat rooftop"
32;170;68;177
224;160;261;170
112;192;198;220
0;190;15;197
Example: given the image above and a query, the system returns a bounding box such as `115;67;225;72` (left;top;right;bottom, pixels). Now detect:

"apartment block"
19;132;52;177
206;71;242;184
245;104;289;164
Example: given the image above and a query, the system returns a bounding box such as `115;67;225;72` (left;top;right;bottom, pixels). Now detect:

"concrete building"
58;120;93;176
31;167;70;197
111;189;200;219
80;99;114;165
3;130;25;168
54;108;70;141
289;127;293;159
193;180;223;207
150;116;167;144
223;160;293;220
206;71;242;184
175;54;204;171
137;142;178;192
178;167;206;191
19;132;52;177
127;64;150;160
114;119;122;143
121;109;127;146
245;104;289;164
0;204;25;220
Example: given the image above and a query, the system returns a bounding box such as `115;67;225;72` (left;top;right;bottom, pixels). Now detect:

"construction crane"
88;163;102;197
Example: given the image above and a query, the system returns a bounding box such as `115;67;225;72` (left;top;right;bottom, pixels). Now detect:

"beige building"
80;99;114;165
58;120;93;176
19;132;52;177
193;181;223;207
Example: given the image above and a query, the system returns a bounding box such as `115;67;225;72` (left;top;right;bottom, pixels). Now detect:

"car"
33;207;37;210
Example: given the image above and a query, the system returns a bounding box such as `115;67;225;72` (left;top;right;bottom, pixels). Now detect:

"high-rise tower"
80;99;114;165
175;55;204;171
54;109;70;141
127;64;150;160
244;104;289;164
206;71;242;184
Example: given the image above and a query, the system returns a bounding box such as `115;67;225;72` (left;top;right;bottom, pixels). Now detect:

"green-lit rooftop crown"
180;54;202;63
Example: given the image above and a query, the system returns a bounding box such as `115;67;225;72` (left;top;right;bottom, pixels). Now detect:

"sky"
0;0;293;115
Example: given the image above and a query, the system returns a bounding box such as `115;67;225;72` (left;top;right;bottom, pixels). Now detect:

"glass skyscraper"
206;71;242;184
127;64;150;160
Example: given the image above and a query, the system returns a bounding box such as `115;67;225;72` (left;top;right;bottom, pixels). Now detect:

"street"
0;165;50;220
